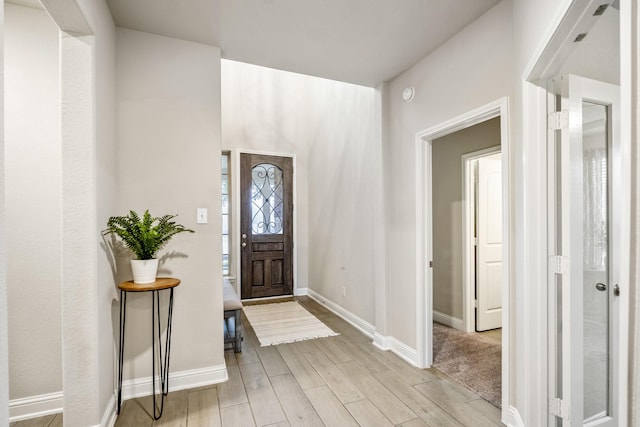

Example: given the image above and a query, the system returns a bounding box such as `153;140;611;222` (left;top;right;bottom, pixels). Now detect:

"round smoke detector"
402;86;415;103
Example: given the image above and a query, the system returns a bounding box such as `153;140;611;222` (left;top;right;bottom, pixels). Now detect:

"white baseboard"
121;364;228;401
307;289;420;367
503;405;525;427
372;332;419;367
9;391;63;422
433;310;465;331
98;396;116;427
306;289;376;338
294;287;308;296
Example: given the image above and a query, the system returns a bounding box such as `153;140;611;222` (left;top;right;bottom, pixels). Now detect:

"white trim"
9;391;63;422
233;149;298;298
433;310;465;331
372;333;419;367
294;287;308;296
242;294;294;303
462;146;501;333
306;289;375;338
306;289;420;367
415;97;511;417
98;396;116;427
120;364;228;401
617;2;632;426
504;405;525;427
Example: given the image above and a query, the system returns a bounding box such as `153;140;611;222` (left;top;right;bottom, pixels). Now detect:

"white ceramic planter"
131;259;159;284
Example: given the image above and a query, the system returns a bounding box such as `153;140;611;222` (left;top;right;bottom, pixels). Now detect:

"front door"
549;75;620;426
240;153;293;299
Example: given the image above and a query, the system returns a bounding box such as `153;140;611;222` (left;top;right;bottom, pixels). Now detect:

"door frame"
462;146;502;333
526;0;631;424
233;149;298;299
414;96;511;413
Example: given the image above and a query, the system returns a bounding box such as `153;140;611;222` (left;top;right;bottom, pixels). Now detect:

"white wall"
116;28;224;381
0;1;9;425
384;0;513;347
221;60;380;325
4;3;62;401
77;0;118;419
432;118;500;320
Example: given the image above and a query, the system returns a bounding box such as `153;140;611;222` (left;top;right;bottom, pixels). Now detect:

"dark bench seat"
223;279;243;352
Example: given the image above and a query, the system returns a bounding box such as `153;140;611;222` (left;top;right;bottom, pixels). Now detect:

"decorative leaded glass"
251;163;284;234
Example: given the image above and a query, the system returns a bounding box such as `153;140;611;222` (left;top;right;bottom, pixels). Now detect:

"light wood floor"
13;296;504;427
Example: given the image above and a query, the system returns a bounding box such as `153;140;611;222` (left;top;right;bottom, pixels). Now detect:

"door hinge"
429;261;433;268
548;110;569;131
474;299;478;308
549;397;570;420
473;237;478;246
549;255;569;275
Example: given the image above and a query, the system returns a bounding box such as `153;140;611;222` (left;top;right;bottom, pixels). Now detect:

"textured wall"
0;1;8;424
384;0;513;347
4;4;62;400
221;60;380;325
116;28;223;380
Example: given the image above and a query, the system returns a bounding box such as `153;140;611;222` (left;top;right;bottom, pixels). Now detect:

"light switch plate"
197;208;208;224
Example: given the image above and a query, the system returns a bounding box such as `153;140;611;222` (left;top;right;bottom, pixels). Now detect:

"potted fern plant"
104;210;195;284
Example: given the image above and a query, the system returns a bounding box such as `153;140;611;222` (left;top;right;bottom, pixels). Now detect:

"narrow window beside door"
222;152;231;275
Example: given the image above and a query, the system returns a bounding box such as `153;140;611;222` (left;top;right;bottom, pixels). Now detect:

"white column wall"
4;4;62;402
0;1;8;425
116;28;224;381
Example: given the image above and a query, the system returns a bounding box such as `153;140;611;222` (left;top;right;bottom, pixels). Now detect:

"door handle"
614;284;620;296
595;282;607;292
242;234;247;239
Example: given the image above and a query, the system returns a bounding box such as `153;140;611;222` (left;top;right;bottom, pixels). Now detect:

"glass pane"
222;194;229;215
582;101;609;422
222;214;229;235
222;175;228;195
222;235;229;255
221;153;228;174
251;163;284;235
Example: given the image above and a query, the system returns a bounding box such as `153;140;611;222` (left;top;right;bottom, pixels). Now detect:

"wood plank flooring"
12;297;503;427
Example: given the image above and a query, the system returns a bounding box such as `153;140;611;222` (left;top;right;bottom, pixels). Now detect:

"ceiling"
105;0;500;87
6;0;501;86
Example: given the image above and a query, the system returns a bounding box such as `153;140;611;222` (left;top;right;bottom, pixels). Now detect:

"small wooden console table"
117;277;180;419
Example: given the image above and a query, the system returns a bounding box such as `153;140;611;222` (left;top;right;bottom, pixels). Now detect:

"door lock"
241;242;247;248
595;282;607;292
242;233;247;239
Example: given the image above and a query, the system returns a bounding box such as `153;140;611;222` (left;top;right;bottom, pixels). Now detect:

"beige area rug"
432;322;502;408
243;301;339;346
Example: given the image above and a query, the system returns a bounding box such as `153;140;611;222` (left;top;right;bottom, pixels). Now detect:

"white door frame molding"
414;96;511;414
233;149;298;298
462;146;502;333
524;0;631;424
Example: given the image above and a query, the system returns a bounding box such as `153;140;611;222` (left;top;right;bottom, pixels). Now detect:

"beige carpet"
243;301;339;346
432;322;502;408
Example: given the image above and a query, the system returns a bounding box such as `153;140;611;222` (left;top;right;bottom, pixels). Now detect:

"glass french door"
549;75;620;426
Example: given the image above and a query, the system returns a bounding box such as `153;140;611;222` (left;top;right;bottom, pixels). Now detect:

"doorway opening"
415;97;510;414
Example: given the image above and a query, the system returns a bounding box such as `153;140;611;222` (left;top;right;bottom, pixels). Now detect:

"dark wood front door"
240;153;293;299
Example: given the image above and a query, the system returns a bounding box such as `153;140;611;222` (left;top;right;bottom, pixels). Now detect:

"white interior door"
476;152;503;331
550;74;619;426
